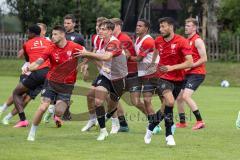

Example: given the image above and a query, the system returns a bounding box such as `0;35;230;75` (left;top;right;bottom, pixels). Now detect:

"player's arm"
160;55;193;73
192;38;207;68
22;58;44;74
17;49;25;59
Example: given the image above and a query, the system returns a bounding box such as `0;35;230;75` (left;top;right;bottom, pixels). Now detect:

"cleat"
176;122;188;128
192;121;205;130
27;133;35;141
152;125;162;135
81;119;97;132
118;126;129;132
2;118;9;125
97;128;108;141
166;135;176;146
13;120;29;128
144;129;153;144
110;124;120;134
54;116;63;128
236;111;240;129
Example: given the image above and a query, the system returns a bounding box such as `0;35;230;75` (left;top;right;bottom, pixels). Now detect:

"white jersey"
135;34;159;77
98;36;128;80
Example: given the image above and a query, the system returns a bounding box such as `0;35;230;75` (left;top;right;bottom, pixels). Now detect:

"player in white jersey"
75;20;128;141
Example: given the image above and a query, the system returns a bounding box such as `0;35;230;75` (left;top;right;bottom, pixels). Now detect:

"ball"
221;80;230;88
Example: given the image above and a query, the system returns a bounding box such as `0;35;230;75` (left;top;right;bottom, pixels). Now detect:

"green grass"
0;76;240;160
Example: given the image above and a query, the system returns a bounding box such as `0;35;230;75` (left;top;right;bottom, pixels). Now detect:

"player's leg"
27;97;51;141
94;85;109;141
81;86;98;132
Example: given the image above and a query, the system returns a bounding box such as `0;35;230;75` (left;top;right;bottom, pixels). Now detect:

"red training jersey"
23;36;52;70
41;41;84;84
116;32;138;74
186;33;206;75
91;34;102;51
155;34;192;81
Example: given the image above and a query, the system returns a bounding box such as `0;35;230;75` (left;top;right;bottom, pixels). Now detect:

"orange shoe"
176;122;187;128
192;121;205;130
54;116;63;128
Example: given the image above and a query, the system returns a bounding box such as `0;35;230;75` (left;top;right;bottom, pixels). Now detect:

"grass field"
0;75;240;160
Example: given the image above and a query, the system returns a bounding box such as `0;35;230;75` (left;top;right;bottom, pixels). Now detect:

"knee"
38;103;49;113
182;93;190;101
55;108;64;117
95;98;104;107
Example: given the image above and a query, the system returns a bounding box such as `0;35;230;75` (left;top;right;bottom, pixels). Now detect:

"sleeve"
91;34;96;47
106;40;122;57
180;38;192;56
23;43;29;62
138;38;154;57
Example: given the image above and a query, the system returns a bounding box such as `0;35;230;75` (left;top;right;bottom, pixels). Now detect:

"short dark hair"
52;25;66;33
99;20;115;31
138;19;150;32
158;17;176;27
28;25;41;35
64;14;76;23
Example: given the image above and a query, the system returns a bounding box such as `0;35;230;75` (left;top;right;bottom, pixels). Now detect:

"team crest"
171;44;176;49
67;51;72;57
189;41;193;46
71;36;75;41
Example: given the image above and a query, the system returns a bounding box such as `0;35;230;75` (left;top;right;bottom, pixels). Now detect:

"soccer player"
62;14;85;120
27;25;84;141
81;17;108;132
11;24;51;128
144;17;193;146
111;18;147;132
0;23;50;124
176;18;207;130
75;20;128;141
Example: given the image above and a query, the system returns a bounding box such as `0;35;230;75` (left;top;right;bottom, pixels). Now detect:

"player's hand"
159;65;174;72
102;66;110;74
22;66;30;75
73;48;87;58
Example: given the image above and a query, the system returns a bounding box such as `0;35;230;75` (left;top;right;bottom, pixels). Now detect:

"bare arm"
76;50;113;61
192;38;207;68
27;58;44;72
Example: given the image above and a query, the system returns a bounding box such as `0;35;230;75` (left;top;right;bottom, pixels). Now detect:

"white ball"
221;80;230;88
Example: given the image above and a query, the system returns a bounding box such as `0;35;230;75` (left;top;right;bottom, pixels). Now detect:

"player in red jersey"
144;17;193;146
76;20;128;141
0;23;50;125
176;18;207;130
111;18;146;132
12;25;52;128
27;25;84;141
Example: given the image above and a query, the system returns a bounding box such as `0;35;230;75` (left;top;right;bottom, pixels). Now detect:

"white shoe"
81;119;97;132
166;135;176;146
2;118;9;125
110;124;120;134
236;111;240;129
27;133;35;141
144;129;153;144
97;128;108;141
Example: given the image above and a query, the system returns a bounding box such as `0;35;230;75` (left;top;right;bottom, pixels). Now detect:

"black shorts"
125;73;142;92
182;74;205;91
141;77;158;93
19;74;43;99
22;67;49;90
92;74;125;102
41;80;72;104
157;79;183;99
